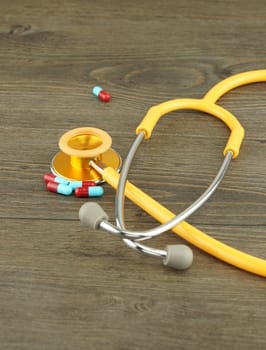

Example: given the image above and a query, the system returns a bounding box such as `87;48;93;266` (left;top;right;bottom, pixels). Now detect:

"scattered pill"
43;173;69;185
69;180;96;190
46;182;73;196
92;86;111;102
75;186;104;198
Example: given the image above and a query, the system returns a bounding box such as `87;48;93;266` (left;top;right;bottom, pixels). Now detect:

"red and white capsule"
92;86;111;102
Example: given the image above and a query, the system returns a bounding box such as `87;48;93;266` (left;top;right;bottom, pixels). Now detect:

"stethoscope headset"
51;70;266;277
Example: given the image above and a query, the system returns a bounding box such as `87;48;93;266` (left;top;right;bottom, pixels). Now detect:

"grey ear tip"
163;244;193;270
79;202;109;230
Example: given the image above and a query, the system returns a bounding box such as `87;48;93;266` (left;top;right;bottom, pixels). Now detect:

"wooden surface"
0;1;265;349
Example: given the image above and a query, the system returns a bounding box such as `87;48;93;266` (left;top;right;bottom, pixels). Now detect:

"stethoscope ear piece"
163;245;193;270
79;202;109;230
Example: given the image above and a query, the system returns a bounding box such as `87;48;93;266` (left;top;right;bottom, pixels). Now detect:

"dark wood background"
0;1;265;349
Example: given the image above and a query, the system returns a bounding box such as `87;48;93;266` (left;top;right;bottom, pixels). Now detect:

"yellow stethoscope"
51;70;266;277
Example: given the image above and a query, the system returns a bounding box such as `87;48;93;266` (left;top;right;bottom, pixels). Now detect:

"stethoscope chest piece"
51;127;122;183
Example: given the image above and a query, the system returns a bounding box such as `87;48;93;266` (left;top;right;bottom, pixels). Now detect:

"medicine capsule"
69;180;96;190
46;182;73;196
75;186;104;197
92;86;111;102
43;173;69;185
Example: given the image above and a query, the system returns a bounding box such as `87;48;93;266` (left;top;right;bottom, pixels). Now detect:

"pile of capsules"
43;173;104;198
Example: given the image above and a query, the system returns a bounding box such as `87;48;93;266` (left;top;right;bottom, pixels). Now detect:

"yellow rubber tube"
204;69;266;103
102;167;266;277
136;98;244;158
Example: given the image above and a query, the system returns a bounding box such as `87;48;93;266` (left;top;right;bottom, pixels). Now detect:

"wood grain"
0;0;265;349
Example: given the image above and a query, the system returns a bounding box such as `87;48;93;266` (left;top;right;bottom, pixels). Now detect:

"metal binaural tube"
90;138;233;262
113;133;233;241
115;132;146;228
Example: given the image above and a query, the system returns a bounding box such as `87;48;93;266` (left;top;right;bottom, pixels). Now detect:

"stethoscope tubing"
204;69;266;103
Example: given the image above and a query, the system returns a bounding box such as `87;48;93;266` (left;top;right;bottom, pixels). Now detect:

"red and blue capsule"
46;182;73;196
75;186;104;198
43;173;69;185
92;86;111;102
69;180;96;190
